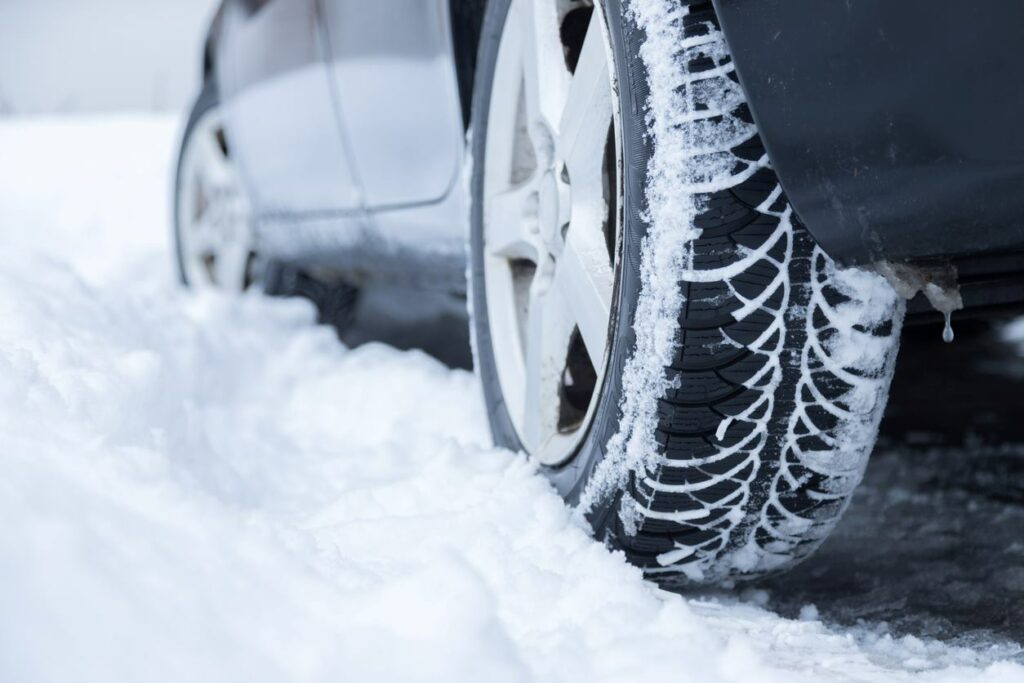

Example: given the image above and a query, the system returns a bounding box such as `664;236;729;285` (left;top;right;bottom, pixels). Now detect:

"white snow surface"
1;115;1022;682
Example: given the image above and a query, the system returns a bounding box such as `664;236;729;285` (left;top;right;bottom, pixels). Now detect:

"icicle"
875;262;963;345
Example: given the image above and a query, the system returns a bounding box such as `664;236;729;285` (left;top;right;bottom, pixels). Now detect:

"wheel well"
449;0;488;129
203;43;214;81
201;3;228;85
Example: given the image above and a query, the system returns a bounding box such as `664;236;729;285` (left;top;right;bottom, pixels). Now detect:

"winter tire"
174;81;257;291
469;0;904;584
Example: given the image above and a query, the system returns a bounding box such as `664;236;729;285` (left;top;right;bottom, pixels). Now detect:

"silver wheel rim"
177;107;254;291
483;0;621;466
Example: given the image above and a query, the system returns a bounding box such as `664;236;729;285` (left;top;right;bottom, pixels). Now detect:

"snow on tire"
471;0;904;586
594;0;904;584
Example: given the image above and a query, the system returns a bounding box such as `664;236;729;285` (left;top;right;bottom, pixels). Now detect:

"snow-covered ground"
1;115;1022;683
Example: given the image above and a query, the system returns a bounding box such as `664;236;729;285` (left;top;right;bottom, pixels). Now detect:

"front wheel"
468;0;904;585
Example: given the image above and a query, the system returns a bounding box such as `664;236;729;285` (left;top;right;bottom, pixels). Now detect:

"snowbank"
0;116;1021;682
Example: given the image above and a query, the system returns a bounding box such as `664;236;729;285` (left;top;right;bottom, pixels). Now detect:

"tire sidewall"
469;0;650;521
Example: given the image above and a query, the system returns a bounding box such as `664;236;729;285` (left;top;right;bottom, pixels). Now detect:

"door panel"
216;0;362;214
319;0;464;210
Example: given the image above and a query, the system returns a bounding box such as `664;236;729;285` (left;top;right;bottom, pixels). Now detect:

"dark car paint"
712;0;1024;271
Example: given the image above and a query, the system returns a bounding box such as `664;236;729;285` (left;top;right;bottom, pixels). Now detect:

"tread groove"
601;0;903;586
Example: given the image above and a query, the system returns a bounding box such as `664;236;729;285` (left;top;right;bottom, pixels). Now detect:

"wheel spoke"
521;273;575;452
557;219;613;368
188;213;220;255
554;14;614;368
558;14;612;191
486;182;539;260
512;0;570;132
481;0;618;465
195;124;234;187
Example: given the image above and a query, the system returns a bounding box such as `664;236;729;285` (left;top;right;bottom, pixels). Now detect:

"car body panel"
216;0;363;213
319;0;466;211
257;186;467;290
713;0;1024;267
213;0;468;285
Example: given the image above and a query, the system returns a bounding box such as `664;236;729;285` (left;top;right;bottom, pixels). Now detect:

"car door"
215;0;362;215
317;0;464;211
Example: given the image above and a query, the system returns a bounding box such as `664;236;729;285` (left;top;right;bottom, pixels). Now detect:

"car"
174;0;1024;586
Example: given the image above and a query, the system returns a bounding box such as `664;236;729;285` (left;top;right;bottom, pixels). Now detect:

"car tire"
469;0;904;584
173;81;257;291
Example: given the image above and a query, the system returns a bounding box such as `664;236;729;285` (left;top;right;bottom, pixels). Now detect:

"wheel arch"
711;0;1024;270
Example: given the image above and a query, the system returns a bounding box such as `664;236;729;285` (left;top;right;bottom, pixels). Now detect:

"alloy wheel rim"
483;0;621;466
177;107;255;291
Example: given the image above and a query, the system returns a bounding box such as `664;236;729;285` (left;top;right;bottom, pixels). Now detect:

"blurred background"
0;0;217;115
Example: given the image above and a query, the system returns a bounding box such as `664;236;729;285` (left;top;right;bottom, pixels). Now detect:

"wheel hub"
538;170;564;255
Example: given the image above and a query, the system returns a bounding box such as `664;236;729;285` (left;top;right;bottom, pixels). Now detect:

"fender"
712;0;1024;270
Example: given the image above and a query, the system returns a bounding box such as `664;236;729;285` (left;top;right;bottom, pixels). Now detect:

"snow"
577;0;701;519
0;114;1022;682
876;261;963;343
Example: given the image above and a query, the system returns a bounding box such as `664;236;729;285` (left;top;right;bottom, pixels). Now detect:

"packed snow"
1;115;1022;682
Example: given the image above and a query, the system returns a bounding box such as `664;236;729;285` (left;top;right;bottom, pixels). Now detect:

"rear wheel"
174;83;257;291
469;0;904;584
